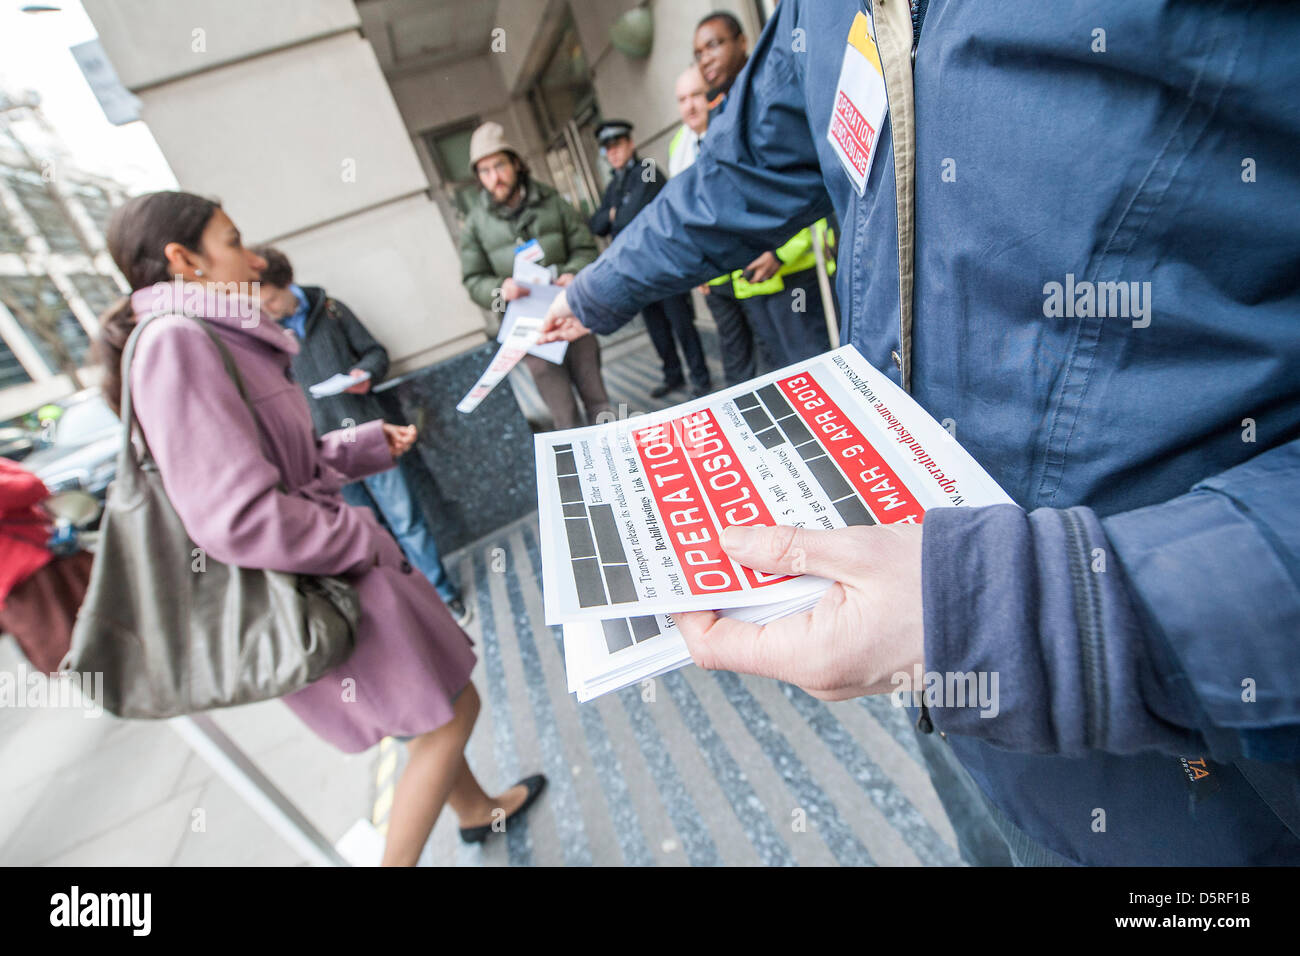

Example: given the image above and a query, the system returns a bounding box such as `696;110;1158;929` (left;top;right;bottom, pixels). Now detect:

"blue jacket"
566;0;1300;864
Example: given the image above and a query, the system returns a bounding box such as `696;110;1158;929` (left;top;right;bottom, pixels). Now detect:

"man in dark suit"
589;120;711;398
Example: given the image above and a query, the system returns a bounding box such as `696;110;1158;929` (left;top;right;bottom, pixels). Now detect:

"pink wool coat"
127;282;476;752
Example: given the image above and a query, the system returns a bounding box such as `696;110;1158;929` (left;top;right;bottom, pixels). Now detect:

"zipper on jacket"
916;701;934;733
868;0;927;61
1061;509;1108;748
909;0;929;55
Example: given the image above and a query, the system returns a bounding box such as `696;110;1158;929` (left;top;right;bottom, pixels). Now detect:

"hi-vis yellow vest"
710;219;837;298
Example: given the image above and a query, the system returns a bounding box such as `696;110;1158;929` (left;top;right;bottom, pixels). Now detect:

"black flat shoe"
459;773;547;844
650;380;685;398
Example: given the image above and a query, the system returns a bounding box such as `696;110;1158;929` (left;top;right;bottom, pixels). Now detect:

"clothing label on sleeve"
827;10;888;197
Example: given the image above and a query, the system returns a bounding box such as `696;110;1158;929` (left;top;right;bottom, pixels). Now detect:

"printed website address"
1113;914;1250;930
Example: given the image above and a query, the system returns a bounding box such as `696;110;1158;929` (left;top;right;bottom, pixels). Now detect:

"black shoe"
650;379;685;398
459;774;547;844
691;381;712;398
447;597;472;628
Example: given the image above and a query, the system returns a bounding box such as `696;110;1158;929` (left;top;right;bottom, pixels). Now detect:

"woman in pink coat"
97;191;544;865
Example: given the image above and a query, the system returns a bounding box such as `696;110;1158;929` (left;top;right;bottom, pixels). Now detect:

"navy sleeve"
566;1;832;335
921;439;1300;763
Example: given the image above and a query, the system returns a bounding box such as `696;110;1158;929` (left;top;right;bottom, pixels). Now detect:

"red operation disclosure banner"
776;373;924;524
830;90;875;175
633;409;786;596
676;408;788;590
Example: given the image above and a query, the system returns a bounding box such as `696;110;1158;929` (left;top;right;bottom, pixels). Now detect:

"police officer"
590;119;711;398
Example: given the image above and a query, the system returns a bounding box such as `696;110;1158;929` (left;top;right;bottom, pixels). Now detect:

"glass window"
71;183;114;237
526;13;603;215
421;121;483;223
0;275;92;370
0;336;32;389
5;169;84;254
531;13;590;142
69;272;123;318
0;120;22;153
430;126;475;183
0;202;25;254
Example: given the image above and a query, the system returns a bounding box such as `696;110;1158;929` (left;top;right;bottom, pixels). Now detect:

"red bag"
0;551;93;673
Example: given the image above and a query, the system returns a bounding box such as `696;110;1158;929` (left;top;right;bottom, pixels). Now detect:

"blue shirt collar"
283;283;310;339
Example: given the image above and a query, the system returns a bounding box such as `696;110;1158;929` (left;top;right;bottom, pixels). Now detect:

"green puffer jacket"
459;178;598;310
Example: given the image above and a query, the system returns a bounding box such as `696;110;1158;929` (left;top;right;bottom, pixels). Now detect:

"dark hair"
697;10;743;38
253;245;293;288
96;191;220;415
512;152;532;185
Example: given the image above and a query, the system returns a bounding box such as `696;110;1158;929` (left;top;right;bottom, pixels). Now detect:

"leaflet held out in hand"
537;345;1012;629
456;315;544;414
498;282;567;365
309;370;370;398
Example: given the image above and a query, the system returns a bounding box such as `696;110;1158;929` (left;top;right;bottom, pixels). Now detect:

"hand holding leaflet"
540;345;1014;700
309;370;370;398
675;521;926;702
499;282;568;364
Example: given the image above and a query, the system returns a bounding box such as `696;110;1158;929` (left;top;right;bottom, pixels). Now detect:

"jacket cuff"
318;418;394;481
921;504;1202;757
1103;490;1300;759
353;354;386;381
567;263;638;336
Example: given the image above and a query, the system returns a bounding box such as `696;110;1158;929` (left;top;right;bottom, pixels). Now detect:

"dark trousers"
740;268;833;369
911;724;1073;866
704;287;765;386
524;332;612;429
642;292;711;388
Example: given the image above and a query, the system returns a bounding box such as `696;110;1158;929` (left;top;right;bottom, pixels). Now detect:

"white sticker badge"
827;11;889;196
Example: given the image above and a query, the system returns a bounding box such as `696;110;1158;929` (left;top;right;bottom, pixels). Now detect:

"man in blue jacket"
541;0;1300;865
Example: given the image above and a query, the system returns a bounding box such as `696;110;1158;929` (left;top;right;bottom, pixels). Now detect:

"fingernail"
720;525;756;552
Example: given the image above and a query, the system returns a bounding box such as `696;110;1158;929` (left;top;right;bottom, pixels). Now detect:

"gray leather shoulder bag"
64;311;360;718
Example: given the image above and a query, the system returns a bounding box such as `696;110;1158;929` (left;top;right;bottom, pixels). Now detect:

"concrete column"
82;0;486;372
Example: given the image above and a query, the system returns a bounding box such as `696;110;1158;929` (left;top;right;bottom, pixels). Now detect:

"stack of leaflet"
539;345;1014;702
561;595;829;702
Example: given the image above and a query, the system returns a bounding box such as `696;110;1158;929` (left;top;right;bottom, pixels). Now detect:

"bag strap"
118;310;171;474
119;310;287;492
